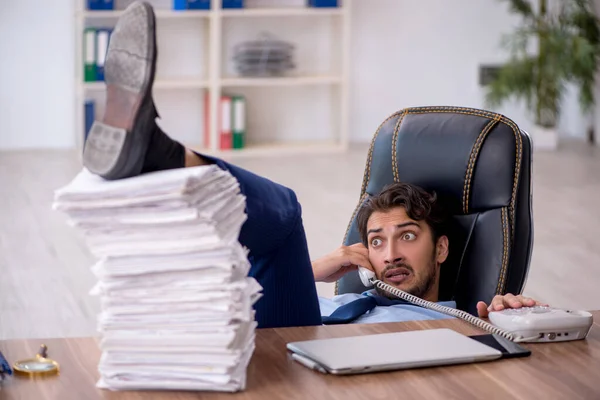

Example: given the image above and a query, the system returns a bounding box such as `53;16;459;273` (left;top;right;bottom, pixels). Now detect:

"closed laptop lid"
286;328;502;373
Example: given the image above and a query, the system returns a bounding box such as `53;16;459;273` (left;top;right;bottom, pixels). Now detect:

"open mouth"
384;267;412;284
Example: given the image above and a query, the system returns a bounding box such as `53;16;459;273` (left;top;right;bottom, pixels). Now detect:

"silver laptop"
286;328;502;375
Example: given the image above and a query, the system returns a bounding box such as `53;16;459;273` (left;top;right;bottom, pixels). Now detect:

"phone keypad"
499;306;551;315
530;306;552;314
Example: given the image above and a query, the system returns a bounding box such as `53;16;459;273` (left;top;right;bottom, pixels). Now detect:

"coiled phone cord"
372;279;540;343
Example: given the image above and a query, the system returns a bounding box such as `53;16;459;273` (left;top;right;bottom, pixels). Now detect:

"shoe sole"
83;2;156;180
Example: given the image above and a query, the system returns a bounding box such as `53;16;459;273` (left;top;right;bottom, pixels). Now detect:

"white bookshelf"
74;0;351;157
80;9;211;18
83;79;210;90
221;75;342;87
220;7;343;17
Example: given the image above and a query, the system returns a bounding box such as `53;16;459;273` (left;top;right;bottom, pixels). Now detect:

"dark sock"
141;122;186;173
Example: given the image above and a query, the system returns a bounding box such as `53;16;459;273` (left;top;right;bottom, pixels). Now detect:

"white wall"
0;0;75;150
0;0;590;150
348;0;588;142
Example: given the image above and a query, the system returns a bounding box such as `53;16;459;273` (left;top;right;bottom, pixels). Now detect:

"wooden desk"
1;312;600;399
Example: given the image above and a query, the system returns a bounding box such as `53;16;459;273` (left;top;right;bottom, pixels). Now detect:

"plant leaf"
503;0;534;18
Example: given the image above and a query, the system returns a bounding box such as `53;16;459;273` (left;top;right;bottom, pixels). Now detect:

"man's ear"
436;235;449;264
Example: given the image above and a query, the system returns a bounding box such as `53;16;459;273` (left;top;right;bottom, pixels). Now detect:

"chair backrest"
337;106;534;315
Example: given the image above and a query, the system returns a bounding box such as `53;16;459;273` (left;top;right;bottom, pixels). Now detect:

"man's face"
366;207;448;301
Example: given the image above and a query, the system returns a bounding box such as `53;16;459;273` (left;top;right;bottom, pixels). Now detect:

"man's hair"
356;183;447;246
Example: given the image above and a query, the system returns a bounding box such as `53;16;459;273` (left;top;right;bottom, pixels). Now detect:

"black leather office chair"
337;106;533;316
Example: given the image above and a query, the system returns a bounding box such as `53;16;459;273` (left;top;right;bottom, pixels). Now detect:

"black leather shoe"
83;1;158;180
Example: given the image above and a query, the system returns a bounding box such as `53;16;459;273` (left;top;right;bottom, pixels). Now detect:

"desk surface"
1;312;600;400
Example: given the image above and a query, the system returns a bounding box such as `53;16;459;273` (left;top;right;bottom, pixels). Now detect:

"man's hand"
477;294;548;318
312;243;374;283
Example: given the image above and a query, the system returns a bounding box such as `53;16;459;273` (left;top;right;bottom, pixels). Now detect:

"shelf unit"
80;9;211;18
83;79;210;90
74;0;351;157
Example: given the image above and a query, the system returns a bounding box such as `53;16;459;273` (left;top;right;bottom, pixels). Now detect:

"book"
95;29;111;81
223;0;244;8
308;0;338;7
88;0;114;10
84;28;97;82
232;96;246;149
85;100;95;143
220;96;233;150
173;0;210;10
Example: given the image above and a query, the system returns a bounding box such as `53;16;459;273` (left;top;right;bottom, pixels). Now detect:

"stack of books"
53;166;261;392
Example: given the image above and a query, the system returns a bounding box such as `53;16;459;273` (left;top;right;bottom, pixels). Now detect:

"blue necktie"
322;295;412;325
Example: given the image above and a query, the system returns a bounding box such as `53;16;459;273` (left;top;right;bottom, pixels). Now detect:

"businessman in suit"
83;2;545;328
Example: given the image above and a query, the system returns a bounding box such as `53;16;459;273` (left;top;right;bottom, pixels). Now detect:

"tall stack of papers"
53;166;262;392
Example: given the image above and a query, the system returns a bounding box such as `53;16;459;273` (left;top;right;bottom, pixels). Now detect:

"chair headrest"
364;107;522;215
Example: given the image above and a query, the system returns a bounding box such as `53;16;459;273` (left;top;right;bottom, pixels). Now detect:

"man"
313;183;546;324
83;2;544;329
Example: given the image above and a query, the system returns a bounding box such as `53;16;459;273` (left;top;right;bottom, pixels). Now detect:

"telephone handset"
356;267;593;343
357;267;376;288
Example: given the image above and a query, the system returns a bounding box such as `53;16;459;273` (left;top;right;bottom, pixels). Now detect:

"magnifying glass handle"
37;344;48;359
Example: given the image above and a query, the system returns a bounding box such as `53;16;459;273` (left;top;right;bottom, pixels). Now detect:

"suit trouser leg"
197;153;322;328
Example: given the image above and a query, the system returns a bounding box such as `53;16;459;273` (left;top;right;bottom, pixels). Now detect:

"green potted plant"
485;0;600;149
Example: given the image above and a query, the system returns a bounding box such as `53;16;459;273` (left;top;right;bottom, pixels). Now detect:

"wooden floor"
1;143;600;340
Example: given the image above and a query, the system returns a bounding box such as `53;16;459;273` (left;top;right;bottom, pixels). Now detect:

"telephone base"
488;307;593;343
508;328;589;343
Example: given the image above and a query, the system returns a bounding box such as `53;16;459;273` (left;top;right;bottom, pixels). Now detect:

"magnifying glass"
13;344;59;377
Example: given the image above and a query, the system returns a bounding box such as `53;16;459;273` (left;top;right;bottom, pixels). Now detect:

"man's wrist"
312;261;325;282
311;256;332;282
